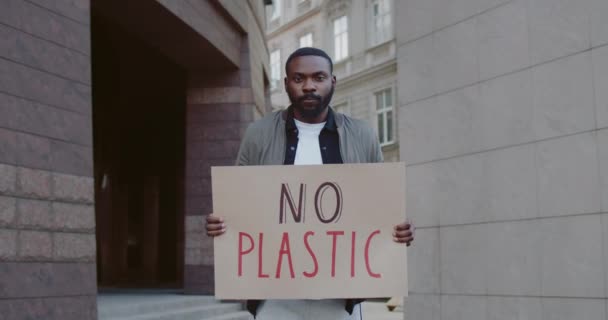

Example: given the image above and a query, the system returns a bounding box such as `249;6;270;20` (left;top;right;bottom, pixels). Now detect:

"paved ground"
98;293;405;320
361;300;403;320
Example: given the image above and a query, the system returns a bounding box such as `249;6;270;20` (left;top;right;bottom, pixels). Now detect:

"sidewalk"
361;300;403;320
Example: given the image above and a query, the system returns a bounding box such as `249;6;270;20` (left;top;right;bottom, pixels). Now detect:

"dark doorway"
91;12;186;288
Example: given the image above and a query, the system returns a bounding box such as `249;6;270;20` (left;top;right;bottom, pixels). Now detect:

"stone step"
102;303;244;320
98;295;218;318
206;311;254;320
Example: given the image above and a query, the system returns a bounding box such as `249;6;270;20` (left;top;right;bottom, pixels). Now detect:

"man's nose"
302;78;316;92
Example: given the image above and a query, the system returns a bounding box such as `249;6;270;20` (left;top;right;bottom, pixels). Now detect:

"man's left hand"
393;220;415;246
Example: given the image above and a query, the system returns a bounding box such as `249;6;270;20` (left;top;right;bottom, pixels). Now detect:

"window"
299;33;313;48
375;88;394;145
333;16;348;61
297;0;312;12
271;0;282;20
371;0;392;45
270;50;281;90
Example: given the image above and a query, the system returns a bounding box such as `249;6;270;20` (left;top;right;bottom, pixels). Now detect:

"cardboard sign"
211;163;407;299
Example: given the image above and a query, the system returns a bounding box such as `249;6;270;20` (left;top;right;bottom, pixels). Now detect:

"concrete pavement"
361;300;404;320
98;293;405;320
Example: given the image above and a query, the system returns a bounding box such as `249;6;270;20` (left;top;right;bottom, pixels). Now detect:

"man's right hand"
206;214;226;237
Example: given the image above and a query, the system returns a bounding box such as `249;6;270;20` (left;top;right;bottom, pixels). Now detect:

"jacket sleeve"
368;125;384;163
235;124;257;166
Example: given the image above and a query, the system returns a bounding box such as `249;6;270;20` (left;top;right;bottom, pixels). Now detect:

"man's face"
284;55;336;121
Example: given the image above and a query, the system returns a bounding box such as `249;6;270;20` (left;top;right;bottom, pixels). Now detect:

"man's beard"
288;86;335;120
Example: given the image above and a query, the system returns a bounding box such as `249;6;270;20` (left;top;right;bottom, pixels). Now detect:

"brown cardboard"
211;163;407;299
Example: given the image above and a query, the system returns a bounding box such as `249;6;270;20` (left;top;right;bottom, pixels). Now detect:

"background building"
398;0;608;319
0;0;269;318
266;0;400;161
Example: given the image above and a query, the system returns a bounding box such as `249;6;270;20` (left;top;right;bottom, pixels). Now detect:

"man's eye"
293;77;302;82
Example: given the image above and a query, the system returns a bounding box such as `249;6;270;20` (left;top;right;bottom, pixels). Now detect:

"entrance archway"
90;0;249;293
91;11;186;288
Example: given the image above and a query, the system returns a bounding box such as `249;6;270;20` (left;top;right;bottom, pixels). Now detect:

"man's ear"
284;76;288;90
332;75;337;86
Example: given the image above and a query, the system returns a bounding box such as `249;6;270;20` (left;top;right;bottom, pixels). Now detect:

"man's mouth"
301;100;320;108
300;94;321;101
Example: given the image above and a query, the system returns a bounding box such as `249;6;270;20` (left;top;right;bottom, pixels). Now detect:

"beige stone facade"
397;0;608;319
266;0;399;161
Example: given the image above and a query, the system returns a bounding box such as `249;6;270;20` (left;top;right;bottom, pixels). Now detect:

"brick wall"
183;40;256;294
0;0;96;319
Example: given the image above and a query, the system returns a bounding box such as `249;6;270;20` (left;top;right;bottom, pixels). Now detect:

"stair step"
104;303;243;320
206;311;254;320
99;296;216;318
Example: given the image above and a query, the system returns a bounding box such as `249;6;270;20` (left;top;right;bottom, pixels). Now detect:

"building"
0;0;270;318
266;0;400;161
397;0;608;319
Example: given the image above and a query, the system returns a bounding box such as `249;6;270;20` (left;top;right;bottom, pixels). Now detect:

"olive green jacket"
236;108;383;166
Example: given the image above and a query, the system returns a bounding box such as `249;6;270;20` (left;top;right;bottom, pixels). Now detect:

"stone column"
183;41;256;294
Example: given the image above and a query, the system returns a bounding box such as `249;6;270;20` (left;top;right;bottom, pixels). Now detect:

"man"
206;47;414;319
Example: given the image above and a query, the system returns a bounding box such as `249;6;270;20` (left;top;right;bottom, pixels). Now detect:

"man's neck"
292;108;329;124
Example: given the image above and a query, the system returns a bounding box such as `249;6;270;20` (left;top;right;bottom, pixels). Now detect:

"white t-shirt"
256;119;363;319
293;119;325;165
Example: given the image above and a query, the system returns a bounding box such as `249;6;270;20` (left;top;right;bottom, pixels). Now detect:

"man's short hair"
285;47;333;75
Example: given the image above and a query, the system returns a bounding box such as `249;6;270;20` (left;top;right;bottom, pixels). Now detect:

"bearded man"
206;47;414;320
